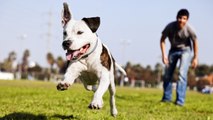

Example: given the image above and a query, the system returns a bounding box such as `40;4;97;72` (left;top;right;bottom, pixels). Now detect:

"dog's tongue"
66;50;81;61
66;45;90;61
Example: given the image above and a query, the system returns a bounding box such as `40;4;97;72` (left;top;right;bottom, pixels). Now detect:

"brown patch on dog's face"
100;45;111;70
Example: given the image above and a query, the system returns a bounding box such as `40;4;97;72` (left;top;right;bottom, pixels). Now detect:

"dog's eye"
77;31;84;35
63;31;67;36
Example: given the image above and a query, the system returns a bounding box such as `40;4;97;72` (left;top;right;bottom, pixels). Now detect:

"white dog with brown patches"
57;3;127;117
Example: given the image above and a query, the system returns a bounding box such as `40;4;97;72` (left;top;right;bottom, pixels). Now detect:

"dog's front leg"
88;69;110;109
57;61;86;91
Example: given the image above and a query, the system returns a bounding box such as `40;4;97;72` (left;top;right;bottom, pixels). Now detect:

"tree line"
0;49;67;80
123;62;213;91
0;50;212;91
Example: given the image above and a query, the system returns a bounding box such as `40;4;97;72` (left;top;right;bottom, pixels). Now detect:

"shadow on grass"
0;112;79;120
52;114;78;120
0;112;47;120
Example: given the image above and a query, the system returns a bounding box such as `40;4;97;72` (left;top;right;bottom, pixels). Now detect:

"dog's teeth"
80;48;84;52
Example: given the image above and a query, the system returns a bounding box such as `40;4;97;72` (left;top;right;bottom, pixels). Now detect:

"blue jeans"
162;48;192;105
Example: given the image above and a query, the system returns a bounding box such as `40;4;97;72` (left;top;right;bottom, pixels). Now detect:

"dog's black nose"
62;40;72;50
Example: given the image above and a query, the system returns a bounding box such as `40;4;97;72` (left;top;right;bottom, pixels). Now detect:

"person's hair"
176;9;189;19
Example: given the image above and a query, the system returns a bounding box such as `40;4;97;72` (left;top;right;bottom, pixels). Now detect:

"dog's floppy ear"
82;17;100;33
62;2;71;27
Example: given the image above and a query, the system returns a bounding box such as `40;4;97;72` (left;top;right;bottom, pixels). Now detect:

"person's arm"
160;35;169;66
191;39;198;69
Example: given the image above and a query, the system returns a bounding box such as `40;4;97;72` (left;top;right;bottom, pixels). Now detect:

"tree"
46;52;55;71
56;56;66;74
188;68;196;90
143;65;151;81
125;62;134;80
22;49;30;72
1;51;17;72
154;63;163;83
46;52;55;80
210;65;213;73
19;49;30;79
195;64;210;77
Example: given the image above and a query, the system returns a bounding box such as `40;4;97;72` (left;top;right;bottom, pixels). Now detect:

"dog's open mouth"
66;44;90;61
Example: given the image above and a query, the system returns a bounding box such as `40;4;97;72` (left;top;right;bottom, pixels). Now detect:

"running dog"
57;3;127;117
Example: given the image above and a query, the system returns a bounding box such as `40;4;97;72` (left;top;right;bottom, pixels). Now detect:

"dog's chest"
76;44;112;85
79;71;98;85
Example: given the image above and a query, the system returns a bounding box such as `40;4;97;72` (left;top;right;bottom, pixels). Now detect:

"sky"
0;0;213;68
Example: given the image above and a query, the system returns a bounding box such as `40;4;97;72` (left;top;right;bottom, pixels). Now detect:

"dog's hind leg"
81;79;92;91
80;71;98;92
82;83;97;92
91;85;97;92
108;76;118;117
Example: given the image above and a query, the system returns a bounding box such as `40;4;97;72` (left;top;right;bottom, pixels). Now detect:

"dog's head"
61;3;100;61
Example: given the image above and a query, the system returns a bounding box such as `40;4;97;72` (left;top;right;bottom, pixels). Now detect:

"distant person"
160;9;198;106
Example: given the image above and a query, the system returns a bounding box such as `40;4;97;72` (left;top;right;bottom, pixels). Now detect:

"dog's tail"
115;62;127;76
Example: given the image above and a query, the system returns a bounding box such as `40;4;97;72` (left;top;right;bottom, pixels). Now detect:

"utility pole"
18;34;27;53
17;34;27;79
120;39;131;64
46;11;53;53
119;39;131;87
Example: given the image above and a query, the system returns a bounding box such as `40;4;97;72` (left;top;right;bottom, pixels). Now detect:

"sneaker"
174;102;184;107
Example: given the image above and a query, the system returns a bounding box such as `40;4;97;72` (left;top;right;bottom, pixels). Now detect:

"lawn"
0;80;213;120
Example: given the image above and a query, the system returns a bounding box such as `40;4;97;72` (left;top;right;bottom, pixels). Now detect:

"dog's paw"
88;99;103;109
111;108;118;117
56;82;70;91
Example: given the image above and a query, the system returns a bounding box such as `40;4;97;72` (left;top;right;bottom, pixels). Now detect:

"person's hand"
191;57;198;69
162;56;169;67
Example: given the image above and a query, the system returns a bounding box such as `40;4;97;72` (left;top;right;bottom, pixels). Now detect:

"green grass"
0;80;213;120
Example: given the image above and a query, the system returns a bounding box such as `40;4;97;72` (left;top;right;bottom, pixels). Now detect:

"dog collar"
81;38;99;59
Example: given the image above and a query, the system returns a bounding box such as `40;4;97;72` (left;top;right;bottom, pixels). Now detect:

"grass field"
0;80;213;120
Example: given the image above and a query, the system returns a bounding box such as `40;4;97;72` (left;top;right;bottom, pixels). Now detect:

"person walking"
160;9;198;106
